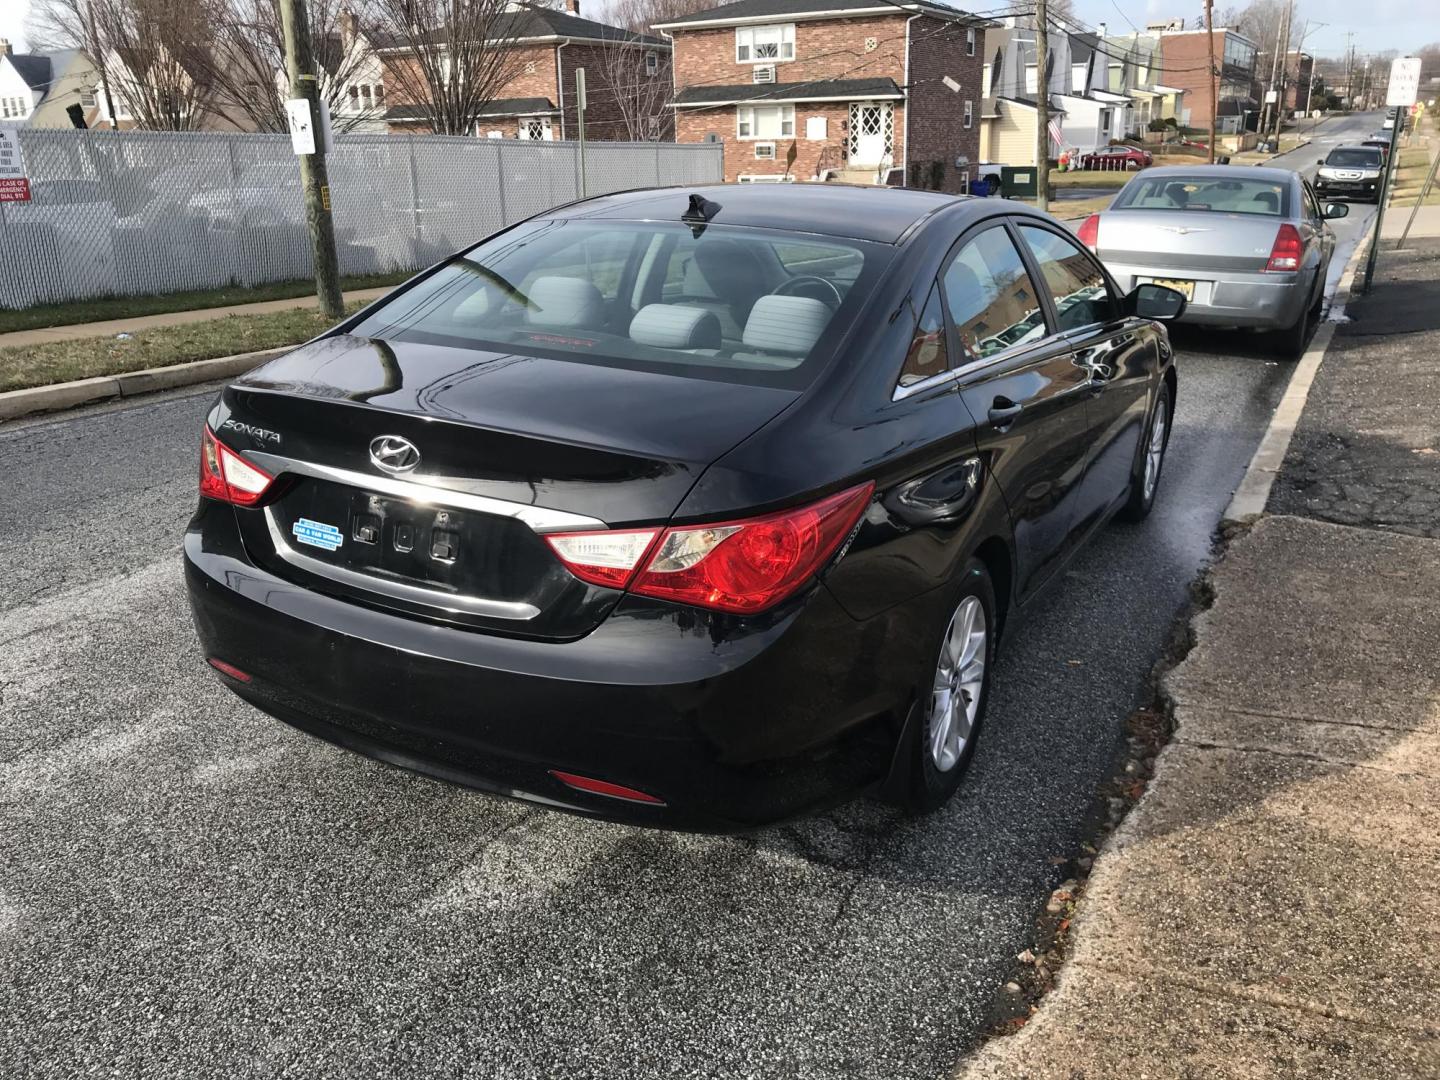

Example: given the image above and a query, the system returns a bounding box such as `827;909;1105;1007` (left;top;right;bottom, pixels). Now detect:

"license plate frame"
1139;276;1196;301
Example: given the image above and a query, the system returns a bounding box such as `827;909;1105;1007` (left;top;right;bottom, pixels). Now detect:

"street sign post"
0;124;31;203
1386;56;1422;108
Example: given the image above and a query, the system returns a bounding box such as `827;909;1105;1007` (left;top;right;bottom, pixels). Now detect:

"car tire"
897;559;997;814
1119;382;1171;522
1268;284;1321;360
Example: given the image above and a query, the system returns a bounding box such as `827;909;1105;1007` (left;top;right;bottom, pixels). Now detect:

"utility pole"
1034;0;1050;212
1204;0;1217;163
575;67;588;198
1261;9;1285;139
1270;0;1294;144
1343;32;1354;109
280;0;343;320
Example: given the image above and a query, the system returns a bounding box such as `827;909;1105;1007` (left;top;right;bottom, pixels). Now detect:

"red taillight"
1077;213;1100;250
206;657;252;682
549;770;666;805
1264;223;1303;272
546;483;873;615
200;426;275;506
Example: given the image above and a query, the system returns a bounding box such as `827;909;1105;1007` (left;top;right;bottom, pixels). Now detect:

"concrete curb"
1222;226;1373;524
0;347;287;423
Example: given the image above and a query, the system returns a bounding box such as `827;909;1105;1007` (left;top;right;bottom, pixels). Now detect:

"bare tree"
30;0;219;129
599;0;716;31
587;0;677;140
362;0;529;136
199;0;382;132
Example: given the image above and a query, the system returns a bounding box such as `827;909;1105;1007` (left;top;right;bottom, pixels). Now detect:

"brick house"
378;1;672;141
1153;23;1260;134
654;0;992;191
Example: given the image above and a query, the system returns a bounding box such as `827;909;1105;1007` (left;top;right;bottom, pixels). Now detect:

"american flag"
1047;119;1065;149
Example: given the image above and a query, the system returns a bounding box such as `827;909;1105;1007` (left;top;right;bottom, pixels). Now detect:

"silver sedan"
1077;165;1348;358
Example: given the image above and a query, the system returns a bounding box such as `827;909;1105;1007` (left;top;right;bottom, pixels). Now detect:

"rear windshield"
349;218;886;388
1112;175;1290;216
1325;148;1383;168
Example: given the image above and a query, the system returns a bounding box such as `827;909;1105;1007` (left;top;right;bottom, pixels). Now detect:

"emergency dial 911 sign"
0;125;31;203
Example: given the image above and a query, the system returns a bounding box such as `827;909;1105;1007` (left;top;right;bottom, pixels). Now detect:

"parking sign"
0;124;30;203
1386;57;1422;108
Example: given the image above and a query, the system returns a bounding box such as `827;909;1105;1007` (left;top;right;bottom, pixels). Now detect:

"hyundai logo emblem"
369;435;421;475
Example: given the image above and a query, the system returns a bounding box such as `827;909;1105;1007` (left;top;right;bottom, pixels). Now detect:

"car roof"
1329;143;1384;152
542;183;969;245
1134;163;1297;182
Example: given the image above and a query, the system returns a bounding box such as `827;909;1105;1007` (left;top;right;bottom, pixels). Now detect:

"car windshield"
1112;174;1290;216
1325;149;1383;168
349;219;884;388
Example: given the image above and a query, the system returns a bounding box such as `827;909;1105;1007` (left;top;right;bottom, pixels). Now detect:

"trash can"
1000;165;1038;199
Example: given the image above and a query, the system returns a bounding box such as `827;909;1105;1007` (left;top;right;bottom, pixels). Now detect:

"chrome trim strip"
263;509;542;621
891;339;1060;401
245;452;606;534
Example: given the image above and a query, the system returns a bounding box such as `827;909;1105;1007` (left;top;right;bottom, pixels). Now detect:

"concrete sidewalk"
0;286;392;351
956;240;1440;1078
959;517;1440;1079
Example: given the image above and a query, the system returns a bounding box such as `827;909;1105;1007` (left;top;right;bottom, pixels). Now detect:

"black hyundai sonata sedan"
186;183;1185;831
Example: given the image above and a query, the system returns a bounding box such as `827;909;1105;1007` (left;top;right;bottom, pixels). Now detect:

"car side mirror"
1127;283;1187;321
1316;158;1325;166
1324;202;1349;220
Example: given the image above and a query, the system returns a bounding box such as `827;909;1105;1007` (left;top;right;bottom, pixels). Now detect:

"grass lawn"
1389;144;1440;207
0;302;366;394
1013;193;1116;219
0;272;410;336
1050;170;1131;188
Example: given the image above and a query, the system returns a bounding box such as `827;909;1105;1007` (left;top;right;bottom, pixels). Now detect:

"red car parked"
1079;146;1154;171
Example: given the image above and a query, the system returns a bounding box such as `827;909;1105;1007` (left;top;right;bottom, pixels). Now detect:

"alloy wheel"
1144;404;1167;501
929;596;987;772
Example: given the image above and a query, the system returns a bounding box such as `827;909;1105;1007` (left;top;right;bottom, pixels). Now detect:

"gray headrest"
629;304;722;350
741;295;831;357
525;276;606;328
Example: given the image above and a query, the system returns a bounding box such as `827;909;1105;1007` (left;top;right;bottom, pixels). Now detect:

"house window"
964;100;973;128
1025;64;1037;94
645;51;659;76
754;142;776;159
966;28;975;57
348;85;359;107
519;116;552;140
736;24;795;64
736;104;794;140
360;85;372;109
375;85;384;105
80;90;97;108
983;63;991;94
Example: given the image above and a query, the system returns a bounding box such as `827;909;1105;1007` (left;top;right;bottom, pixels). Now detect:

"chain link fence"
0;129;724;310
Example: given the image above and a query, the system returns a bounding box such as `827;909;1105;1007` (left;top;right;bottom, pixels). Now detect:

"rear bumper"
1105;262;1314;330
184;502;928;832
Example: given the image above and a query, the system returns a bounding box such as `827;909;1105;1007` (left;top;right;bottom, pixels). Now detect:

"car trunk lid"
1097;209;1287;275
216;334;800;640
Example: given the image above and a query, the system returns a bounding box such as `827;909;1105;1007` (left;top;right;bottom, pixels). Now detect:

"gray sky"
1;0;30;52
1070;0;1435;58
1;0;1429;63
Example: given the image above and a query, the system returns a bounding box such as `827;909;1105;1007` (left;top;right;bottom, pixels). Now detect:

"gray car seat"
525;276;607;329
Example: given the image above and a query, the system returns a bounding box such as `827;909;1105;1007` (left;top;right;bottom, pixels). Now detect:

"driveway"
1;339;1291;1078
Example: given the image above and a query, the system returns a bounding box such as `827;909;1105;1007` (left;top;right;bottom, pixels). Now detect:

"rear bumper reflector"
206;657;253;683
548;770;666;805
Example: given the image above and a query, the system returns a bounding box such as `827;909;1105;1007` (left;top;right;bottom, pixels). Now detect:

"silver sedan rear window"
1113;176;1290;216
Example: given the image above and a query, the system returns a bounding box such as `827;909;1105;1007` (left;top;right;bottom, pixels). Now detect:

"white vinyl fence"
0;129;724;310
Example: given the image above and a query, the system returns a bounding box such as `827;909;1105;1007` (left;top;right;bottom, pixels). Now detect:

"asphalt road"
2;195;1356;1074
1268;109;1385;303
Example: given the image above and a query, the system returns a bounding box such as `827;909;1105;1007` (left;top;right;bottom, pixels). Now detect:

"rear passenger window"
941;226;1046;360
899;283;949;386
1017;224;1116;331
